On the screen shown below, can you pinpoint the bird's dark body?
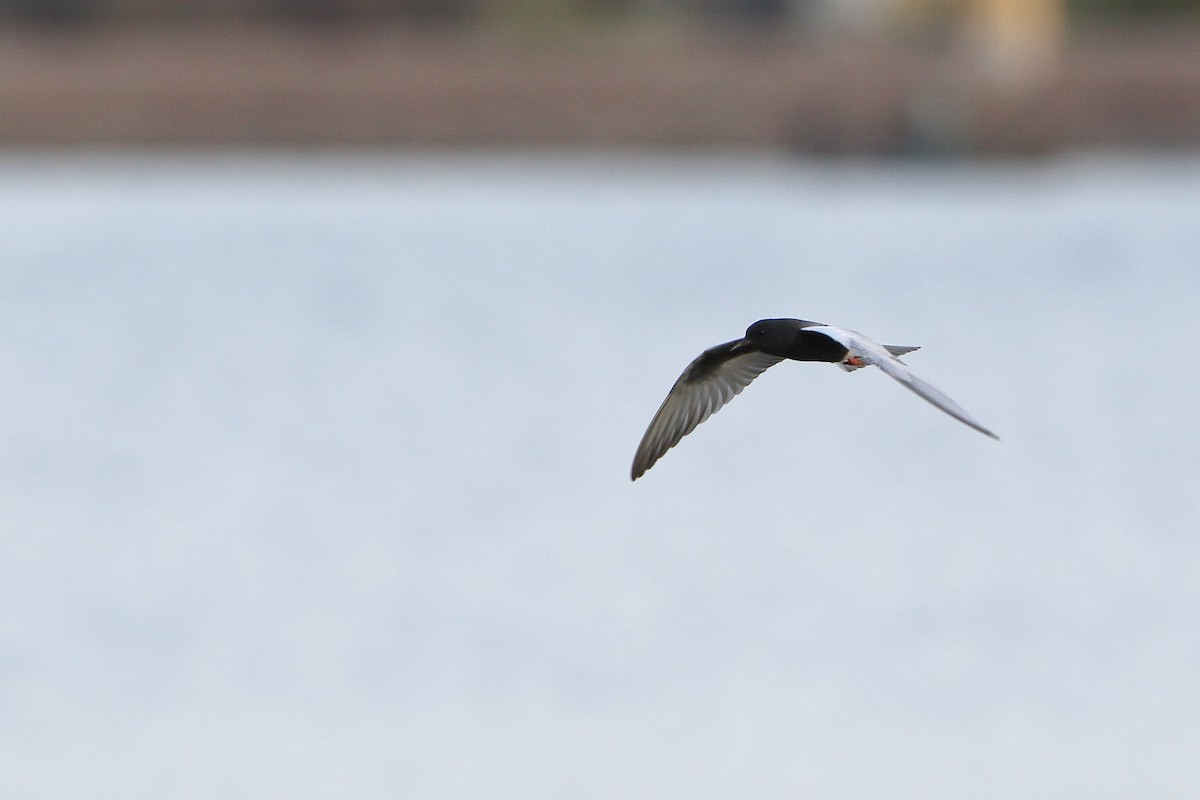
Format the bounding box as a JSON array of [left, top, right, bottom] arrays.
[[684, 324, 846, 387], [740, 318, 848, 361], [684, 320, 848, 386], [785, 329, 850, 362]]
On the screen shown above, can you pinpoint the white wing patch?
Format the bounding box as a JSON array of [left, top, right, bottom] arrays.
[[807, 325, 999, 440]]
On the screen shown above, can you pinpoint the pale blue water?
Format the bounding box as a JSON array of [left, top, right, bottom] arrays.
[[1, 151, 1198, 799]]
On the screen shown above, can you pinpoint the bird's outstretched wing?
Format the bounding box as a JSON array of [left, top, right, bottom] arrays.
[[632, 341, 784, 480], [806, 325, 999, 440]]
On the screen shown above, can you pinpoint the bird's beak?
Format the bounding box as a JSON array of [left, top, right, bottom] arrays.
[[727, 337, 754, 354]]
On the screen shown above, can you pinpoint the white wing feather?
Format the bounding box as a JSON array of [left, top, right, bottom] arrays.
[[806, 325, 999, 440]]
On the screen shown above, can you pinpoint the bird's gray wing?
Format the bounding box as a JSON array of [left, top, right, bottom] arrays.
[[806, 325, 999, 440], [632, 341, 784, 480]]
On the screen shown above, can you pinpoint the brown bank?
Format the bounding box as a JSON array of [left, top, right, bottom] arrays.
[[1, 22, 1198, 154]]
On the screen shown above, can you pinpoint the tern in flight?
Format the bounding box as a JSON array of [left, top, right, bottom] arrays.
[[631, 318, 998, 480]]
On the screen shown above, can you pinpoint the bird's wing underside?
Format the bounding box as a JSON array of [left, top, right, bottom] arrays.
[[631, 342, 784, 480]]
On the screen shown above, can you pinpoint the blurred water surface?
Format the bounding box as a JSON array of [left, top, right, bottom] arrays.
[[1, 151, 1198, 799]]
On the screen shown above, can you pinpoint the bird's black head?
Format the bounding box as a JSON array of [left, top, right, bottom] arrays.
[[742, 318, 807, 356]]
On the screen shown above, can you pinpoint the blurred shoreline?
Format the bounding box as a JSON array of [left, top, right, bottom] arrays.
[[2, 21, 1198, 154]]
